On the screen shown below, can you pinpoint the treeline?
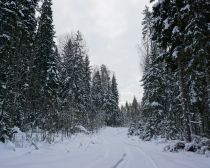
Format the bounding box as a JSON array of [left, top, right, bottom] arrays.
[[130, 1, 210, 142], [0, 0, 121, 142], [120, 97, 141, 127]]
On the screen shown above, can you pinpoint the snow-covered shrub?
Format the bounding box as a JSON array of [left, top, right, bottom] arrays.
[[128, 121, 144, 137], [128, 122, 137, 136], [184, 142, 197, 152], [205, 150, 210, 158], [197, 146, 209, 155], [168, 141, 185, 152], [164, 136, 210, 155], [12, 127, 26, 148], [193, 136, 210, 154], [75, 125, 89, 134]]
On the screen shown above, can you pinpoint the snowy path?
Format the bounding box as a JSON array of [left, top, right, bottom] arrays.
[[0, 127, 209, 168]]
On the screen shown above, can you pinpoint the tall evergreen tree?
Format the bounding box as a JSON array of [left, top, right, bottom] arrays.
[[141, 44, 166, 140], [60, 32, 90, 130], [0, 0, 37, 136], [100, 65, 113, 126], [150, 0, 210, 140], [32, 0, 58, 134], [151, 0, 192, 142], [82, 56, 92, 127], [110, 75, 121, 126], [184, 0, 210, 136], [91, 69, 104, 129], [59, 36, 75, 135]]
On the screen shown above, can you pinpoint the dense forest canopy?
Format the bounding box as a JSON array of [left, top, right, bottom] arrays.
[[0, 0, 122, 143], [129, 0, 210, 143], [0, 0, 210, 148]]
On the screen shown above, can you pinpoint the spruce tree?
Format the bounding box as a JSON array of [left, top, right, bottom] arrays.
[[32, 0, 58, 134], [0, 0, 37, 136], [91, 70, 104, 128], [110, 75, 121, 126], [100, 65, 112, 126], [60, 32, 89, 130], [82, 56, 92, 127], [141, 44, 166, 140], [184, 0, 210, 136], [151, 0, 192, 142]]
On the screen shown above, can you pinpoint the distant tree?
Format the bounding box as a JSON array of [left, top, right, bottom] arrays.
[[91, 69, 104, 129], [82, 56, 92, 127], [100, 65, 112, 126], [110, 75, 122, 126]]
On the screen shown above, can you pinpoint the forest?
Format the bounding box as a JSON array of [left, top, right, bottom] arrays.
[[127, 0, 210, 144], [0, 0, 122, 143], [0, 0, 210, 168]]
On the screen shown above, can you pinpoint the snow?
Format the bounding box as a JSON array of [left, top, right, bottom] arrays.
[[153, 0, 165, 8], [172, 26, 179, 34], [172, 50, 178, 58], [0, 127, 209, 168], [163, 18, 170, 30], [19, 10, 24, 17], [151, 101, 161, 106], [75, 125, 89, 134], [180, 4, 190, 12], [0, 34, 11, 40], [2, 8, 16, 14]]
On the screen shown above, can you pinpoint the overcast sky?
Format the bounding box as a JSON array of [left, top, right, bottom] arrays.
[[52, 0, 151, 105]]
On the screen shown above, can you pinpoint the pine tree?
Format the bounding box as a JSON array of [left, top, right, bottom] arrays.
[[32, 0, 58, 134], [18, 0, 38, 130], [82, 56, 92, 127], [149, 0, 210, 140], [151, 0, 192, 142], [59, 35, 75, 135], [60, 32, 90, 131], [0, 0, 19, 136], [0, 0, 37, 137], [100, 65, 113, 126], [141, 44, 166, 140], [110, 75, 121, 126], [183, 0, 210, 137], [130, 97, 140, 123], [91, 69, 104, 129]]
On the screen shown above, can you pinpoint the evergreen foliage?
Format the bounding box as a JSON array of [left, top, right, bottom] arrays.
[[0, 0, 121, 142], [130, 2, 210, 142]]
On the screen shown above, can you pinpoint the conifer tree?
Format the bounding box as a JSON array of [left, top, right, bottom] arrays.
[[82, 56, 92, 127], [183, 0, 210, 136], [110, 75, 121, 126], [91, 70, 104, 128], [0, 0, 37, 136], [141, 44, 166, 140], [150, 0, 210, 140], [32, 0, 58, 134], [151, 0, 192, 142], [60, 32, 90, 130], [100, 65, 113, 126]]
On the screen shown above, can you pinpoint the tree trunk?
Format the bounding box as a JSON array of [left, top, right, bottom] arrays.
[[178, 59, 192, 142]]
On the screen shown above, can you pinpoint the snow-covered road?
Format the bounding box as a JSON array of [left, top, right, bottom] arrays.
[[0, 127, 209, 168]]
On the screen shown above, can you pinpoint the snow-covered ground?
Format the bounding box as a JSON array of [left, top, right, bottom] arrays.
[[0, 127, 209, 168]]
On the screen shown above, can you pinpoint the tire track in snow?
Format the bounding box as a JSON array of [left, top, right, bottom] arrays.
[[111, 153, 127, 168], [85, 142, 111, 168], [123, 141, 159, 168]]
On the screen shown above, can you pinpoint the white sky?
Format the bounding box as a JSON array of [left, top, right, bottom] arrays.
[[52, 0, 151, 105]]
